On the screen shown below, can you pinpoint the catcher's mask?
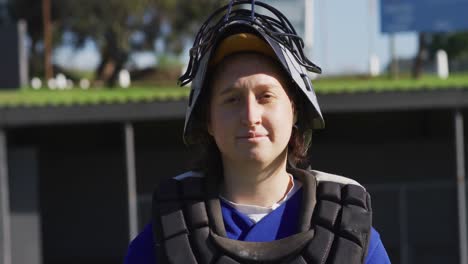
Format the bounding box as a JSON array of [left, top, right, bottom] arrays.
[[180, 0, 324, 145]]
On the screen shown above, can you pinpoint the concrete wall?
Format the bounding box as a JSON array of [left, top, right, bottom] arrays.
[[9, 148, 42, 264], [9, 124, 130, 264]]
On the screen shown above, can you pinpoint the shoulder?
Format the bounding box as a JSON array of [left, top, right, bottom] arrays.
[[155, 171, 205, 199], [365, 227, 391, 264], [310, 170, 389, 262], [309, 169, 365, 189], [124, 223, 155, 264], [154, 171, 205, 199]]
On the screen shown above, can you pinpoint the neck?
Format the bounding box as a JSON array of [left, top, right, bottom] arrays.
[[220, 150, 291, 207]]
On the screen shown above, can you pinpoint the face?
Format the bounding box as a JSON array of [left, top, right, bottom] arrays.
[[207, 53, 295, 166]]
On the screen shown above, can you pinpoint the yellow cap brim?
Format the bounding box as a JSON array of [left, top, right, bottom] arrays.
[[209, 33, 277, 66]]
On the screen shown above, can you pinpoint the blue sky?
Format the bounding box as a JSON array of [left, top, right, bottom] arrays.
[[54, 0, 418, 76]]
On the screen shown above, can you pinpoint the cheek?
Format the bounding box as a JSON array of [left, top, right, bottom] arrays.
[[276, 101, 295, 122], [270, 103, 295, 137], [208, 108, 229, 136]]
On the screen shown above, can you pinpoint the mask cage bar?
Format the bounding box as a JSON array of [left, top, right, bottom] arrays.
[[179, 0, 322, 87]]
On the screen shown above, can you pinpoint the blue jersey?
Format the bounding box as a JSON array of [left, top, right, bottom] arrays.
[[125, 188, 391, 263]]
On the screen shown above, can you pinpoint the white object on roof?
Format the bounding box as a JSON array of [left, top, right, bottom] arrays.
[[436, 49, 449, 80], [119, 69, 131, 88]]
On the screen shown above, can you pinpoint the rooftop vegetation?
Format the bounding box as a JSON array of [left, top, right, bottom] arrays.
[[313, 73, 468, 94], [1, 73, 468, 108]]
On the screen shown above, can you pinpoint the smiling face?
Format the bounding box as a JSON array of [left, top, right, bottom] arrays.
[[207, 53, 295, 167]]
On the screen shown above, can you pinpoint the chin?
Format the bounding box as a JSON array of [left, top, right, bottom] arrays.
[[236, 149, 275, 164], [221, 143, 287, 166]]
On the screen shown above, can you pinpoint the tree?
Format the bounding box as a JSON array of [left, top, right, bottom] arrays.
[[58, 0, 160, 86], [8, 0, 65, 77], [9, 0, 226, 86], [429, 32, 468, 61], [412, 32, 468, 78], [412, 33, 428, 79]]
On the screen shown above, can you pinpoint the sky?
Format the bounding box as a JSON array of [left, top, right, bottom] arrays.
[[53, 0, 419, 76]]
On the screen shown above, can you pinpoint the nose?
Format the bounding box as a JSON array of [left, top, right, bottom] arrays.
[[240, 95, 262, 126]]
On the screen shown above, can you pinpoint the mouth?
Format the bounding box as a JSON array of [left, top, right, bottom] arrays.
[[237, 131, 268, 140]]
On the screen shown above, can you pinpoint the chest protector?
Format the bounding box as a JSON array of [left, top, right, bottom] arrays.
[[152, 168, 372, 264]]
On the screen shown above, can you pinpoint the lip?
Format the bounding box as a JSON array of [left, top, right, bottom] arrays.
[[236, 131, 268, 141]]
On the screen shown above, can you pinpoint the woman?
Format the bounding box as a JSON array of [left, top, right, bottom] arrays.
[[125, 1, 390, 263]]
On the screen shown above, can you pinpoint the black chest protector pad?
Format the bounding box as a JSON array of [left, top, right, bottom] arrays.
[[152, 168, 372, 264]]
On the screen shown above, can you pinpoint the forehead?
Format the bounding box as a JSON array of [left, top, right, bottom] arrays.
[[210, 52, 288, 87]]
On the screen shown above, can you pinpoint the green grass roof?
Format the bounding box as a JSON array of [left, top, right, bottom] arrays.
[[313, 73, 468, 94], [0, 87, 189, 108], [1, 73, 468, 108]]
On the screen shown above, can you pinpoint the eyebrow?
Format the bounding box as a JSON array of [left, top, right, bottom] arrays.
[[215, 84, 237, 97], [215, 82, 283, 97]]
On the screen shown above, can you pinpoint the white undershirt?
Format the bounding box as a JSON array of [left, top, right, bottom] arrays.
[[219, 174, 302, 223]]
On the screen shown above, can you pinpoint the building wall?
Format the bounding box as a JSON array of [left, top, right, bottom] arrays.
[[9, 124, 130, 264], [8, 148, 42, 264], [310, 110, 454, 183], [311, 110, 458, 264]]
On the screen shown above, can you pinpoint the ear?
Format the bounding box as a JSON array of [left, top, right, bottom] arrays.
[[207, 121, 213, 136], [292, 103, 298, 124]]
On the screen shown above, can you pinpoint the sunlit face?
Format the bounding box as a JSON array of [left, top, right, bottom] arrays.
[[208, 53, 295, 166]]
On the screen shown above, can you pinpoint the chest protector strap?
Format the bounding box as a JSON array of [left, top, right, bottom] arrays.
[[152, 168, 372, 264]]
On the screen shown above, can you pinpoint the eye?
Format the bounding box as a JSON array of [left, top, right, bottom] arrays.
[[258, 92, 275, 103], [223, 96, 240, 104]]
